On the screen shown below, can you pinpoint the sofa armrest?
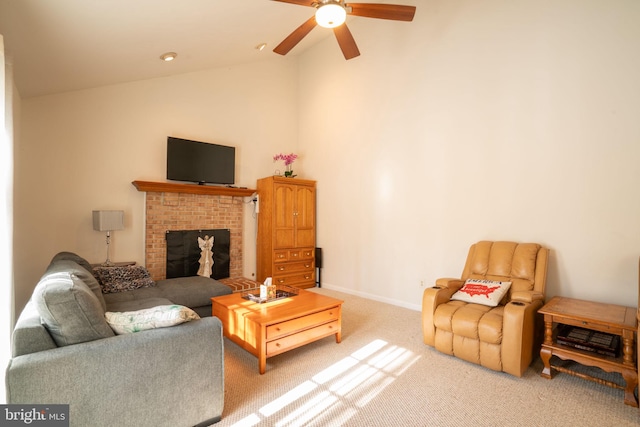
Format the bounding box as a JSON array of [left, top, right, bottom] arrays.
[[11, 300, 57, 357], [6, 317, 224, 427]]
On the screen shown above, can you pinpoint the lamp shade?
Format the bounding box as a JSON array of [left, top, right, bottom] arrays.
[[92, 210, 124, 231], [316, 3, 347, 28]]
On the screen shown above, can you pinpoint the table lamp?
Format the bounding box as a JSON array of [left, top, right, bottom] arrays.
[[92, 210, 124, 266]]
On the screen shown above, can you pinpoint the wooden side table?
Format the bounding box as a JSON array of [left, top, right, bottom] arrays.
[[91, 261, 137, 268], [539, 296, 638, 407]]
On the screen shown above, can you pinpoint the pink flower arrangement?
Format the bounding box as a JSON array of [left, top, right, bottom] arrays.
[[273, 153, 298, 177], [273, 153, 298, 166]]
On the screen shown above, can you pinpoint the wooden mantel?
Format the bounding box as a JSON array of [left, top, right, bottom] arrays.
[[132, 180, 256, 197]]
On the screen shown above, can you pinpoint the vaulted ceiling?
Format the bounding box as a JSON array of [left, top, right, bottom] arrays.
[[0, 0, 354, 98]]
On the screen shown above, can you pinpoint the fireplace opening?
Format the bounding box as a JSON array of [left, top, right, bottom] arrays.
[[166, 229, 230, 279]]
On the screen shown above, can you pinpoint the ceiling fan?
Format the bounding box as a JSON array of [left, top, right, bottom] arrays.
[[272, 1, 416, 60]]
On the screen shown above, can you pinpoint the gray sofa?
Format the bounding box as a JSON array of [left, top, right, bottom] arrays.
[[6, 252, 232, 427]]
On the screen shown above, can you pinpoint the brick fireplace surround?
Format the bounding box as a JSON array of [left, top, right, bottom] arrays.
[[133, 181, 261, 293], [143, 191, 244, 281]]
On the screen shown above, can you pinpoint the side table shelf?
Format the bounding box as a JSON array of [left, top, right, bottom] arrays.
[[539, 296, 638, 407]]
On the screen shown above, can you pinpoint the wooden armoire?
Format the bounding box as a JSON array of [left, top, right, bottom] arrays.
[[256, 176, 316, 288]]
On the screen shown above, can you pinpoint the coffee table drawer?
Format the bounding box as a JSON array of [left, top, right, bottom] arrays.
[[267, 320, 340, 356], [266, 307, 340, 339]]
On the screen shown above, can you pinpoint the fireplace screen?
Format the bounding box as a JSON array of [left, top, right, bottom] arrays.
[[165, 229, 230, 280]]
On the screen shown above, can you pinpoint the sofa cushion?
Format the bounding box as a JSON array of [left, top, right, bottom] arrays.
[[155, 276, 232, 308], [46, 259, 107, 312], [49, 252, 95, 278], [94, 265, 155, 294], [104, 305, 200, 334], [106, 297, 175, 313], [101, 285, 165, 305], [34, 270, 115, 346], [451, 279, 512, 307]]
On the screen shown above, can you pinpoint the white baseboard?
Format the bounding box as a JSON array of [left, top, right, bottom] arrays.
[[317, 282, 422, 312]]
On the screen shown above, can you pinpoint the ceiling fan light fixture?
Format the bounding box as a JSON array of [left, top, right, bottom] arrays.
[[315, 3, 347, 29]]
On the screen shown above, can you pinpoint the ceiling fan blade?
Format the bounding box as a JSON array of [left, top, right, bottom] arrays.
[[347, 3, 416, 21], [333, 24, 360, 60], [270, 0, 316, 6], [273, 16, 318, 56]]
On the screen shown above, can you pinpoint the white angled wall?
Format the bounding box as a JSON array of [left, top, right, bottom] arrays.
[[14, 58, 299, 314], [297, 0, 640, 309]]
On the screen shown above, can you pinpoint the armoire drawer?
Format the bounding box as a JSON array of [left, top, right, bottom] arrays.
[[274, 248, 315, 263], [273, 260, 314, 274], [272, 271, 315, 286]]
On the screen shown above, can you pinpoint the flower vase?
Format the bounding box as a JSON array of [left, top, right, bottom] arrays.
[[284, 166, 296, 178]]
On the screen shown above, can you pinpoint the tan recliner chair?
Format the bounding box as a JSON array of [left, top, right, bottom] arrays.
[[422, 241, 549, 377]]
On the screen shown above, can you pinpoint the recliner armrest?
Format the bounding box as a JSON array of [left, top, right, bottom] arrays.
[[511, 291, 544, 304], [422, 280, 462, 346], [502, 297, 545, 376], [434, 277, 465, 291]]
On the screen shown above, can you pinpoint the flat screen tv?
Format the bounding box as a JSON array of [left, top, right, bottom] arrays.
[[167, 137, 235, 185]]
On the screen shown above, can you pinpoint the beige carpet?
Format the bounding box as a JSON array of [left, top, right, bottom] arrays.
[[216, 288, 638, 426]]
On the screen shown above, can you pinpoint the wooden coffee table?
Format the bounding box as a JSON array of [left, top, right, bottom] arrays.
[[539, 296, 638, 407], [212, 288, 343, 374]]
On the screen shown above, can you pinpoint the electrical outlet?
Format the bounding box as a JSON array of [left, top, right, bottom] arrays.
[[420, 280, 425, 288]]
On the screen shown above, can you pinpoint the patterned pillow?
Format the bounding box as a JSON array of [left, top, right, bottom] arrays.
[[94, 265, 155, 294], [451, 279, 512, 307], [104, 305, 200, 334]]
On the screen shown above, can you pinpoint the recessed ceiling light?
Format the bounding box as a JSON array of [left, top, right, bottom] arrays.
[[160, 52, 177, 62], [256, 43, 267, 52]]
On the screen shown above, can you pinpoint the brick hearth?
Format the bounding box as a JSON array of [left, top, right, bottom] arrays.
[[143, 191, 243, 281]]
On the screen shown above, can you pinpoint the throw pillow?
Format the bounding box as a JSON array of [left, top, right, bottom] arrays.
[[94, 265, 155, 294], [104, 305, 200, 334], [451, 279, 512, 307]]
